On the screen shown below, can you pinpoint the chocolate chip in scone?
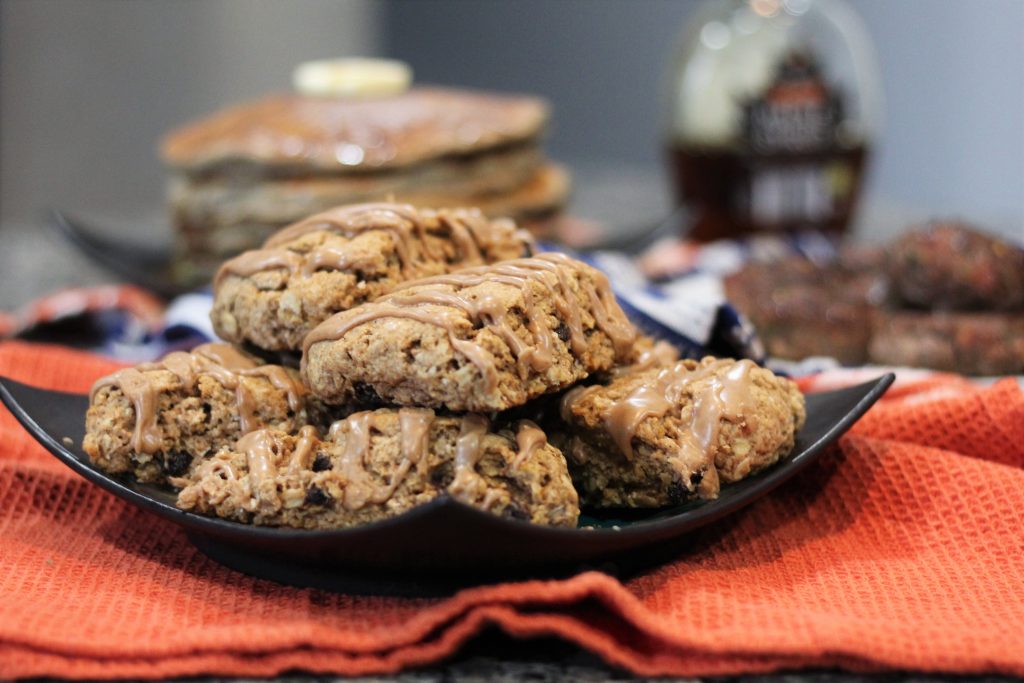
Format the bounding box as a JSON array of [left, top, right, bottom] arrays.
[[507, 505, 529, 521], [353, 268, 385, 283], [555, 322, 571, 341], [352, 381, 384, 407], [311, 453, 332, 472], [163, 452, 192, 477], [429, 462, 454, 487], [304, 485, 331, 506], [667, 479, 690, 505], [403, 339, 421, 362]]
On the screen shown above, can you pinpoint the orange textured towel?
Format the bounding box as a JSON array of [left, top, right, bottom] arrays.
[[1, 340, 1022, 680]]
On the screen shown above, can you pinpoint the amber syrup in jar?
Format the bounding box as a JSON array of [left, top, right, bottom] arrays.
[[665, 0, 881, 241]]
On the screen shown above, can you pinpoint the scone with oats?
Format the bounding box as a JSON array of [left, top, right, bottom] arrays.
[[555, 356, 806, 507], [84, 343, 324, 484], [211, 202, 535, 354], [176, 411, 579, 529], [301, 252, 638, 413]]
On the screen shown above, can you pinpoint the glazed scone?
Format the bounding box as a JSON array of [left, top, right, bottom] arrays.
[[176, 411, 579, 529], [617, 335, 681, 373], [555, 357, 806, 507], [211, 202, 535, 353], [302, 252, 638, 412], [84, 343, 323, 484]]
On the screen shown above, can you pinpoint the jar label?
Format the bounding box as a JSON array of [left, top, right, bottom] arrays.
[[742, 51, 843, 154]]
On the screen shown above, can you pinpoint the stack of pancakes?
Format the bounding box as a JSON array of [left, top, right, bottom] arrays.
[[161, 87, 569, 285]]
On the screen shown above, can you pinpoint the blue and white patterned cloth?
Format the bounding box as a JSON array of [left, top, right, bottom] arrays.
[[552, 230, 845, 371], [566, 248, 764, 362]]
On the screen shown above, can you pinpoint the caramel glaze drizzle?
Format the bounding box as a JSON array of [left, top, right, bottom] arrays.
[[611, 340, 680, 379], [302, 253, 637, 392], [511, 420, 548, 470], [559, 339, 680, 424], [213, 202, 533, 289], [90, 343, 306, 455], [235, 412, 549, 514], [562, 357, 758, 472]]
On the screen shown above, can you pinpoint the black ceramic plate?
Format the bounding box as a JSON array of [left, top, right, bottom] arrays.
[[0, 373, 892, 595]]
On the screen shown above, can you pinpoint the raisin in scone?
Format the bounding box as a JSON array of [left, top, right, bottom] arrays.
[[555, 357, 806, 507], [211, 202, 534, 353], [176, 411, 578, 529], [84, 343, 324, 484], [302, 253, 638, 412]]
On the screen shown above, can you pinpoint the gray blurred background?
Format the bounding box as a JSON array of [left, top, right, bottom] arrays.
[[1, 0, 1022, 307]]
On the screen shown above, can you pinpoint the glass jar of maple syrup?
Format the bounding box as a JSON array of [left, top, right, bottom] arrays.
[[666, 0, 882, 241]]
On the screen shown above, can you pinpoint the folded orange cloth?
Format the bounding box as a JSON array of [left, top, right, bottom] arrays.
[[1, 340, 1023, 680]]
